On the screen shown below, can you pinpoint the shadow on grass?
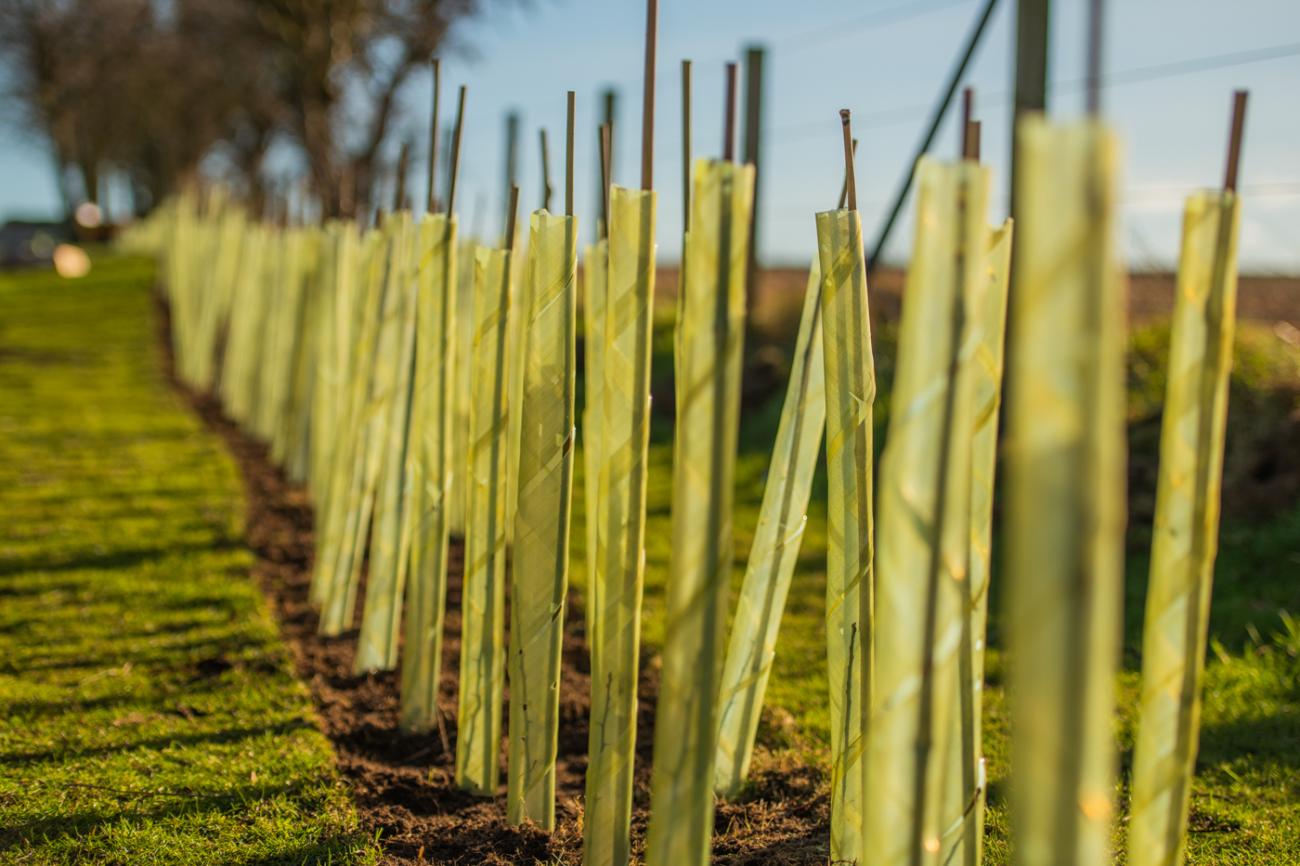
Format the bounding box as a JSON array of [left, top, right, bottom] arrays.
[[0, 719, 315, 766], [0, 780, 316, 852], [0, 538, 243, 579], [16, 630, 271, 675], [1198, 681, 1300, 785]]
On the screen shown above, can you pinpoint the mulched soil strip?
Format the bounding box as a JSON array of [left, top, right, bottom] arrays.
[[159, 302, 828, 865]]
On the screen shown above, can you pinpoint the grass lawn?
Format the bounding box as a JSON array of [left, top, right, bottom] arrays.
[[0, 256, 375, 865], [0, 252, 1295, 864]]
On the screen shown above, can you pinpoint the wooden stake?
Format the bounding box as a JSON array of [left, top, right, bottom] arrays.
[[505, 184, 520, 253], [1086, 0, 1104, 116], [597, 87, 617, 234], [960, 87, 974, 157], [447, 85, 467, 216], [640, 0, 658, 190], [394, 139, 412, 211], [505, 112, 520, 235], [540, 128, 553, 211], [600, 87, 616, 170], [682, 59, 692, 229], [1223, 90, 1248, 193], [966, 120, 982, 162], [742, 45, 766, 314], [723, 62, 738, 162], [566, 91, 576, 218], [440, 123, 454, 211], [840, 110, 856, 211], [1011, 0, 1050, 247], [599, 123, 612, 237], [962, 87, 980, 161], [838, 138, 859, 210], [427, 58, 441, 214], [742, 46, 765, 170]]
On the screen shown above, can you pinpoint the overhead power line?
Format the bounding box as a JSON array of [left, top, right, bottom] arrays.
[[777, 0, 976, 52], [772, 40, 1300, 142]]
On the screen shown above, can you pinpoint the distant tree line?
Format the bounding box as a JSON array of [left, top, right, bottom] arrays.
[[0, 0, 486, 220]]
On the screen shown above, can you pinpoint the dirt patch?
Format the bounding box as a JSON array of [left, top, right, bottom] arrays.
[[159, 300, 828, 865]]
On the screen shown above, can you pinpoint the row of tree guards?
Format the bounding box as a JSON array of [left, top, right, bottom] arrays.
[[133, 0, 1251, 860]]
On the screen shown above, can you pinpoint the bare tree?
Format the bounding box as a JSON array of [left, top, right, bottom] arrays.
[[0, 0, 134, 215], [0, 0, 265, 215], [242, 0, 481, 217], [0, 0, 493, 219]]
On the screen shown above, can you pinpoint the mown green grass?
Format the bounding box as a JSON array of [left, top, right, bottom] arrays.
[[0, 257, 375, 865]]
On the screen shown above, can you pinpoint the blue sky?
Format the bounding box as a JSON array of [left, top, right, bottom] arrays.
[[2, 0, 1298, 268]]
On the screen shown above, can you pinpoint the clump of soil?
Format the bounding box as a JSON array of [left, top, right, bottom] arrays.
[[164, 317, 828, 863]]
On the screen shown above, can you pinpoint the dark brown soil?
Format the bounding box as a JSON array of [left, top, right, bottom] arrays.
[[160, 303, 829, 865]]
